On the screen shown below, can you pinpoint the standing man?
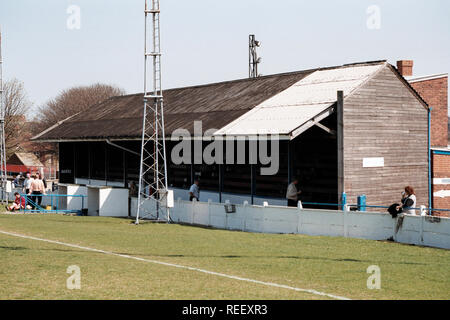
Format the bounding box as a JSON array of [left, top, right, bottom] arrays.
[[189, 179, 200, 202], [286, 178, 302, 207], [23, 172, 33, 195], [29, 174, 46, 209]]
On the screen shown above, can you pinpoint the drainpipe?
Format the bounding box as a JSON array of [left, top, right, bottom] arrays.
[[428, 107, 432, 215]]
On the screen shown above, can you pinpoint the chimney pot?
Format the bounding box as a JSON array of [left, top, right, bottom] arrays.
[[397, 60, 414, 77]]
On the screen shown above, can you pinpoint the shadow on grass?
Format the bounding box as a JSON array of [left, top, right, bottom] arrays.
[[0, 246, 27, 251], [0, 244, 428, 267], [132, 253, 427, 266]]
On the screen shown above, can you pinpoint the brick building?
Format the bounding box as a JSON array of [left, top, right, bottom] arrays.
[[399, 60, 450, 213]]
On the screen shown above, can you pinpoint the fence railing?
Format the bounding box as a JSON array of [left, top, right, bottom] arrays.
[[275, 196, 450, 215], [19, 193, 86, 214], [300, 201, 450, 215]]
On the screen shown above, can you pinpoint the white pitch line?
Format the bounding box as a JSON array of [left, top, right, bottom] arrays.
[[0, 229, 351, 300]]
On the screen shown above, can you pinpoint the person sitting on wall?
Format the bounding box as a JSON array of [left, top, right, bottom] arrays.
[[189, 180, 200, 201], [6, 192, 26, 212], [286, 178, 302, 207], [397, 186, 417, 215]]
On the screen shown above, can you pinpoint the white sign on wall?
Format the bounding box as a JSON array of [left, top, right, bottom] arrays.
[[363, 157, 385, 168], [433, 178, 450, 185], [434, 190, 450, 198]]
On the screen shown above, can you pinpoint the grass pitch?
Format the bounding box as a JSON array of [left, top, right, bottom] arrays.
[[0, 213, 449, 300]]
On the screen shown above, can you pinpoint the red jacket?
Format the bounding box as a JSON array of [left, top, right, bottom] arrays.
[[15, 196, 25, 207]]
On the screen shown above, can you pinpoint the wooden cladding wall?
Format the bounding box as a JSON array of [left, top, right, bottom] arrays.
[[343, 66, 429, 208]]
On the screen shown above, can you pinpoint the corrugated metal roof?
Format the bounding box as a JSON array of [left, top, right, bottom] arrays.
[[33, 60, 388, 142], [214, 63, 385, 139], [34, 70, 313, 141], [14, 153, 44, 167]]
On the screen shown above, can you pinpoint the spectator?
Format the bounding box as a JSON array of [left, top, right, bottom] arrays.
[[189, 180, 200, 201], [6, 192, 26, 212], [23, 172, 33, 195], [286, 178, 302, 207], [29, 174, 46, 209], [397, 186, 417, 215], [13, 174, 21, 188], [36, 172, 47, 191], [129, 181, 138, 197]]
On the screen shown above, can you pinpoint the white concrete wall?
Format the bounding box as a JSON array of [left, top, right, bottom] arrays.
[[169, 199, 450, 250], [99, 188, 128, 217], [129, 197, 169, 221], [54, 185, 87, 211], [87, 188, 100, 216], [66, 185, 88, 210], [21, 184, 447, 250]]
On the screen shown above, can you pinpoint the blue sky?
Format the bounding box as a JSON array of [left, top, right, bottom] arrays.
[[0, 0, 449, 116]]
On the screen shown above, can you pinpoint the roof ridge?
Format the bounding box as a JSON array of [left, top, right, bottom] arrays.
[[116, 60, 388, 98]]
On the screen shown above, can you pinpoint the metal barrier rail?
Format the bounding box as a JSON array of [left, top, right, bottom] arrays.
[[301, 202, 343, 207], [348, 204, 450, 213], [301, 201, 450, 214], [19, 193, 86, 214]]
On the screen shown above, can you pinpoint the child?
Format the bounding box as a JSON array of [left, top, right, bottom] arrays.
[[7, 192, 26, 212]]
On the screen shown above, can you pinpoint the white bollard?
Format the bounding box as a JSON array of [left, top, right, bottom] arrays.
[[263, 201, 269, 207], [297, 200, 303, 209]]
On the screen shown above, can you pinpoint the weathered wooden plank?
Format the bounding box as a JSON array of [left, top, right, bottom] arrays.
[[343, 66, 429, 207]]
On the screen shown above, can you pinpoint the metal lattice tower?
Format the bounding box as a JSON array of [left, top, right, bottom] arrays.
[[135, 0, 168, 223], [0, 29, 8, 204], [249, 35, 261, 78]]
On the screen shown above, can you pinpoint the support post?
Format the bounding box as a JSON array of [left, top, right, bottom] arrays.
[[73, 143, 77, 183], [287, 141, 292, 184], [337, 91, 345, 205], [428, 107, 432, 215], [190, 143, 195, 185], [251, 164, 256, 205], [87, 143, 91, 182], [357, 194, 366, 212], [123, 148, 127, 188], [219, 164, 224, 203], [104, 143, 108, 185]]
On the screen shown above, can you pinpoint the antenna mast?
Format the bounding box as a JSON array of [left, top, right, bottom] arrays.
[[249, 35, 261, 78], [136, 0, 168, 223], [0, 29, 7, 204]]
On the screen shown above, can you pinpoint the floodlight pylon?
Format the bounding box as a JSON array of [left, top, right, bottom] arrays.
[[135, 0, 169, 223]]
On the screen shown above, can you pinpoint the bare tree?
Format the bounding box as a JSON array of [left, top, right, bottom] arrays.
[[1, 79, 31, 158], [36, 83, 125, 131]]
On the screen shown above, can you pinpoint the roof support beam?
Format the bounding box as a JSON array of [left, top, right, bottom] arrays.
[[314, 122, 336, 136], [290, 107, 334, 140]]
